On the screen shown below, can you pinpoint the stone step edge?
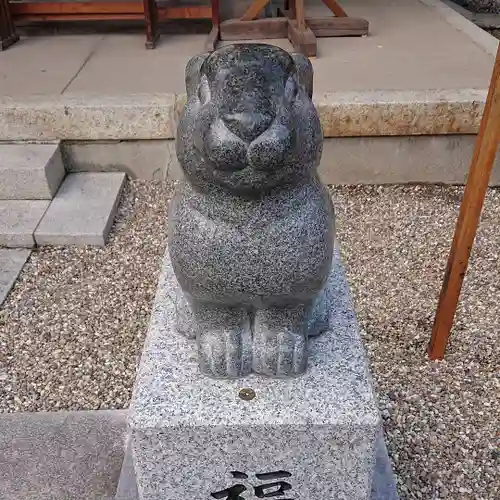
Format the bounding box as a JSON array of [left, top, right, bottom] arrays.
[[0, 88, 488, 142]]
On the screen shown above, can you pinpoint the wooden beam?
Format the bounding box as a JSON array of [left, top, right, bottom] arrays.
[[240, 0, 270, 21], [10, 1, 144, 15], [143, 0, 158, 49], [10, 2, 213, 19], [295, 0, 305, 31], [321, 0, 347, 17], [10, 12, 142, 20], [287, 18, 316, 57], [211, 0, 219, 26], [307, 16, 368, 37], [428, 43, 500, 360], [220, 18, 288, 40], [158, 6, 211, 19]]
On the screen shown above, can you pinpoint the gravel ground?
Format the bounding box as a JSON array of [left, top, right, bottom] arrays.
[[0, 180, 173, 411], [330, 185, 499, 500], [1, 182, 499, 500]]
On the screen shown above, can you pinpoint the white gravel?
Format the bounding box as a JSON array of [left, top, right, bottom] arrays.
[[0, 181, 498, 500], [331, 185, 499, 500], [0, 180, 172, 412]]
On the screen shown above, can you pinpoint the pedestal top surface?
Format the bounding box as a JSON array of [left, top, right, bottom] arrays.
[[129, 249, 380, 430]]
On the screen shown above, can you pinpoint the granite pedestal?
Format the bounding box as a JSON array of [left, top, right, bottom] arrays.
[[127, 248, 399, 500]]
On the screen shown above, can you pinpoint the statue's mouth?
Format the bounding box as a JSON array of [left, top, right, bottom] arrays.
[[198, 108, 295, 177]]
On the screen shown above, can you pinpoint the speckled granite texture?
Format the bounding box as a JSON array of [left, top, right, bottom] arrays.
[[129, 248, 383, 500], [170, 44, 334, 378]]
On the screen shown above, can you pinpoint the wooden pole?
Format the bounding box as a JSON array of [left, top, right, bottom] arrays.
[[428, 43, 500, 360]]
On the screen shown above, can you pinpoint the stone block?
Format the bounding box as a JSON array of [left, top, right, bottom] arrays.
[[0, 200, 50, 247], [0, 248, 30, 305], [34, 172, 126, 247], [0, 94, 177, 141], [117, 432, 399, 500], [0, 143, 65, 200], [129, 249, 383, 500], [317, 135, 500, 186], [0, 410, 127, 500], [62, 140, 170, 180]]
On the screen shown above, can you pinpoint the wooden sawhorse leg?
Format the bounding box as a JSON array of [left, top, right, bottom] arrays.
[[143, 0, 159, 49], [0, 0, 20, 51]]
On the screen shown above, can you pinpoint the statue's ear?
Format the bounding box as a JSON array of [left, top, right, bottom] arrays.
[[185, 53, 210, 97], [291, 53, 313, 99]]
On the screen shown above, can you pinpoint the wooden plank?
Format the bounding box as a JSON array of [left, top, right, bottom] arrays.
[[220, 18, 288, 41], [287, 18, 316, 57], [428, 43, 500, 360], [157, 6, 211, 19], [240, 0, 269, 21], [12, 12, 143, 20], [10, 1, 144, 15], [205, 24, 219, 51], [307, 16, 368, 37], [11, 2, 212, 19], [321, 0, 347, 17], [295, 0, 305, 31]]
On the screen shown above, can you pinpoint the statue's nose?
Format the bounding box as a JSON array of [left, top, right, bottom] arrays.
[[222, 108, 275, 143]]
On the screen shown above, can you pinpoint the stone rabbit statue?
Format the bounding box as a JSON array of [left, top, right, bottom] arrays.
[[169, 44, 335, 379]]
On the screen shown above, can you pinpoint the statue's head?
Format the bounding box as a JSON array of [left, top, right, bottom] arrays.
[[176, 44, 323, 195]]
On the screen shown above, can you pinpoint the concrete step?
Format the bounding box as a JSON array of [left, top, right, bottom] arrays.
[[0, 143, 66, 200], [34, 172, 126, 247], [0, 200, 50, 248], [0, 248, 31, 306]]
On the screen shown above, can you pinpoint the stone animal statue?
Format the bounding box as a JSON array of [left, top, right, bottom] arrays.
[[169, 44, 335, 379]]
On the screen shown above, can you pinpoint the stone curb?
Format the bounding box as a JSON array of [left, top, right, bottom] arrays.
[[316, 89, 487, 137], [0, 88, 488, 141], [0, 94, 177, 141]]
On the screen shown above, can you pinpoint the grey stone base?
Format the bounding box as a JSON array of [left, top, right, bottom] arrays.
[[115, 433, 399, 500], [127, 249, 397, 500], [62, 135, 500, 185]]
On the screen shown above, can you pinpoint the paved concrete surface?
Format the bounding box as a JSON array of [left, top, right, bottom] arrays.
[[0, 143, 65, 200], [0, 248, 30, 305], [0, 410, 127, 500], [0, 35, 105, 96], [0, 200, 50, 247], [35, 172, 126, 246], [0, 0, 495, 97]]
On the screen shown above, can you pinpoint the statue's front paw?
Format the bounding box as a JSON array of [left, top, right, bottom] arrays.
[[197, 307, 252, 378], [252, 307, 309, 377]]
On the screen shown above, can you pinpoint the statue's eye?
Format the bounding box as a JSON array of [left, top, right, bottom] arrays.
[[284, 76, 298, 102], [197, 75, 211, 105]]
